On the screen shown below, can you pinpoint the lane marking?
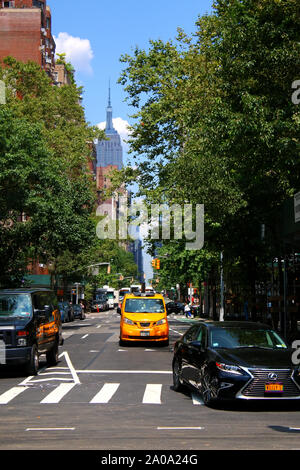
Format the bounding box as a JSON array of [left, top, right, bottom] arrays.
[[77, 369, 172, 374], [26, 427, 75, 431], [81, 334, 89, 339], [0, 386, 29, 404], [143, 384, 162, 404], [59, 351, 80, 384], [40, 383, 76, 404], [90, 383, 120, 404], [157, 427, 204, 430]]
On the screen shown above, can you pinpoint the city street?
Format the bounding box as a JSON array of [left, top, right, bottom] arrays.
[[0, 310, 299, 451]]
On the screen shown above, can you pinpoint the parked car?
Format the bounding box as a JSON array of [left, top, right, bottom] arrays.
[[172, 321, 300, 406], [58, 301, 74, 323], [73, 304, 86, 320], [166, 301, 185, 315], [0, 288, 63, 376]]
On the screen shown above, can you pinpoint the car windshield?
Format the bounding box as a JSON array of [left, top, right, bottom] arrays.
[[0, 294, 32, 318], [73, 305, 81, 311], [210, 327, 288, 350], [125, 298, 165, 313]]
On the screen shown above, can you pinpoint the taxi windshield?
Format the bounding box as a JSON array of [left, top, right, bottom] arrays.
[[125, 298, 165, 313], [0, 294, 33, 318]]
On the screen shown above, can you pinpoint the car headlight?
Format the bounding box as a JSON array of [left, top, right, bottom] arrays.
[[216, 362, 243, 375], [156, 318, 166, 326], [124, 317, 135, 325]]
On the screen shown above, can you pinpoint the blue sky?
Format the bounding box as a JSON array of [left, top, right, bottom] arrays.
[[48, 0, 213, 144], [47, 0, 213, 281]]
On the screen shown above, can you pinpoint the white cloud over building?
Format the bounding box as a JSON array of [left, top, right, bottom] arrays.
[[54, 32, 94, 75]]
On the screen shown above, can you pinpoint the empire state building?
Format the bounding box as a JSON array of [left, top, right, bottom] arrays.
[[96, 87, 123, 170]]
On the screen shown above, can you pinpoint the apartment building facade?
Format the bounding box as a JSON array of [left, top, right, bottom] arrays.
[[0, 0, 56, 77]]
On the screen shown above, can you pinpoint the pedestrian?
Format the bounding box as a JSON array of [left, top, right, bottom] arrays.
[[185, 302, 192, 318]]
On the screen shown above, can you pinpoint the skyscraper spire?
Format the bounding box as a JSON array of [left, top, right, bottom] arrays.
[[108, 79, 111, 107], [106, 79, 114, 131]]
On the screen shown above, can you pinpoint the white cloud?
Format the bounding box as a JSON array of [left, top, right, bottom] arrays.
[[54, 32, 94, 75], [97, 117, 132, 151]]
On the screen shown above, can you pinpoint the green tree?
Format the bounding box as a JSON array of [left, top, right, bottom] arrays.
[[118, 0, 300, 314], [0, 58, 105, 286]]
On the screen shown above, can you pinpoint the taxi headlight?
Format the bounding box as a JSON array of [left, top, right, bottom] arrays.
[[124, 317, 135, 325], [156, 318, 166, 326]]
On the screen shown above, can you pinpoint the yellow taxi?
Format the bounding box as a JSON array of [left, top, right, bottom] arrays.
[[118, 293, 169, 346]]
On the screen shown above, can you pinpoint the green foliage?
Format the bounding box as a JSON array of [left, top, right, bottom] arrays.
[[118, 0, 300, 298], [0, 58, 105, 286]]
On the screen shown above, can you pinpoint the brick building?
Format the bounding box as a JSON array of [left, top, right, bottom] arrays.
[[0, 0, 56, 77]]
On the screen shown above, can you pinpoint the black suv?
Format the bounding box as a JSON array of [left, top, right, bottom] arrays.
[[0, 288, 63, 376]]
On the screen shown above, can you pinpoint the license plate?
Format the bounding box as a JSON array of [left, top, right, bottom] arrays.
[[265, 383, 283, 393], [141, 331, 150, 337]]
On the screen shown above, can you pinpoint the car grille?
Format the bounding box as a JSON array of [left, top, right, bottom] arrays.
[[241, 369, 300, 398], [139, 322, 151, 327]]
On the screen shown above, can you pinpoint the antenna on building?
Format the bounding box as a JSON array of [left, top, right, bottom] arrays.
[[108, 78, 111, 107]]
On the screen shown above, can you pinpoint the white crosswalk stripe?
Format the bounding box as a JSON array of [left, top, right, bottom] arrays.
[[142, 384, 162, 404], [89, 383, 120, 403], [0, 383, 203, 406], [0, 386, 29, 404], [40, 383, 76, 404]]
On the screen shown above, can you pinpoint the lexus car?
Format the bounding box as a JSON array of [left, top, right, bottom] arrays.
[[172, 321, 300, 406]]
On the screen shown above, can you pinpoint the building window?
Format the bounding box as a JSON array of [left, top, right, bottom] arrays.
[[2, 1, 15, 7], [32, 0, 44, 10]]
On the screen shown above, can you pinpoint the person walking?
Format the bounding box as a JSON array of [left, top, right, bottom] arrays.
[[185, 302, 192, 318]]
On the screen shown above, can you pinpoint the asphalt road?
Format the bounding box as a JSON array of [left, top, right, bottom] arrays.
[[0, 310, 300, 452]]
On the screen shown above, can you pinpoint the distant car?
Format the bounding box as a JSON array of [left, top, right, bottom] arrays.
[[92, 299, 108, 312], [172, 321, 300, 406], [72, 304, 86, 320], [166, 301, 184, 315]]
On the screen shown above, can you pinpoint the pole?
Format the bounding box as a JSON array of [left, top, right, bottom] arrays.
[[220, 252, 224, 321], [283, 255, 288, 339]]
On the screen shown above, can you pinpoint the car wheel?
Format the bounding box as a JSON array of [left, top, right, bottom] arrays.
[[172, 357, 185, 392], [25, 345, 39, 376], [46, 340, 59, 367]]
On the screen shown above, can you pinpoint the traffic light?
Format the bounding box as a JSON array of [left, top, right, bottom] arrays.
[[152, 258, 161, 270]]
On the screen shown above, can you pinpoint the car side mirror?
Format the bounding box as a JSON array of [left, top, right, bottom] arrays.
[[117, 307, 121, 315]]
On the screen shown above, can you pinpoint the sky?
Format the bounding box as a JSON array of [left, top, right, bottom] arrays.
[[47, 0, 214, 281]]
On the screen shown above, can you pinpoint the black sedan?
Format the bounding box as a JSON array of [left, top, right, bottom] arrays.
[[172, 321, 300, 406], [166, 301, 185, 315]]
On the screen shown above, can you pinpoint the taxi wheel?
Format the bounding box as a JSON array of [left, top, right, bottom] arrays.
[[25, 345, 39, 376]]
